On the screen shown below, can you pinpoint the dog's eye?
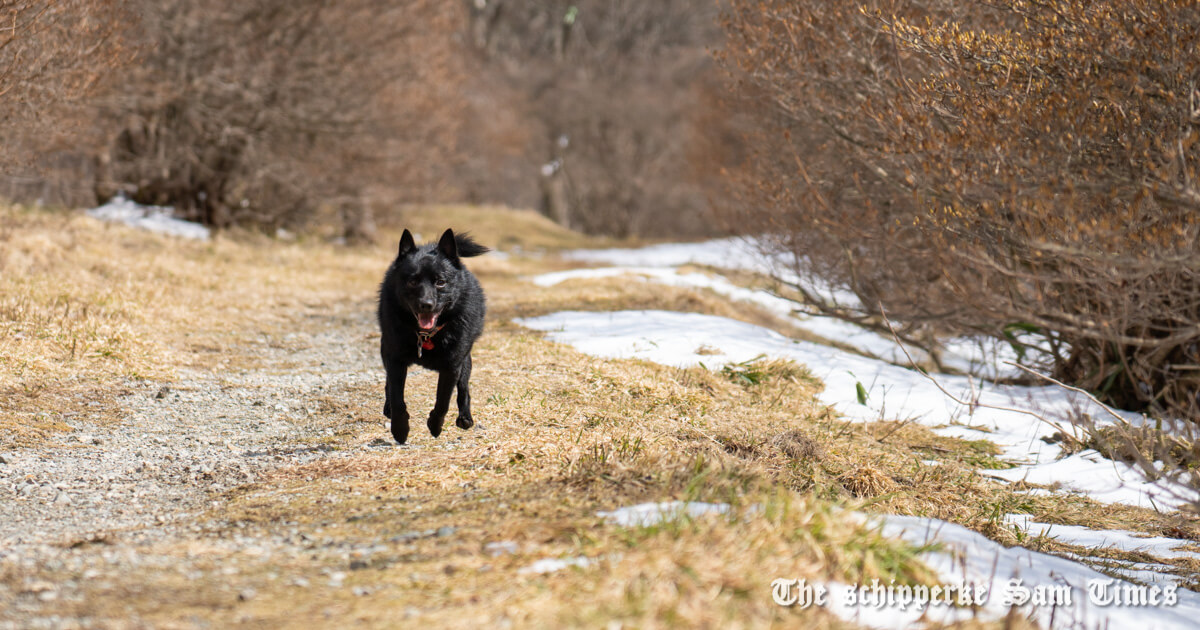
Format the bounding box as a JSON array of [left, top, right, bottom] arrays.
[[406, 279, 419, 288], [435, 280, 447, 288]]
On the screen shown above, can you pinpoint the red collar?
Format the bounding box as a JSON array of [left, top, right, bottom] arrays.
[[416, 324, 445, 356]]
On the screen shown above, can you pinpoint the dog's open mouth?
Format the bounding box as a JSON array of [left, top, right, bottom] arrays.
[[416, 311, 440, 331]]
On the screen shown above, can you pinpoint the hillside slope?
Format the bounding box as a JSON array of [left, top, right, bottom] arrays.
[[1, 203, 1197, 629]]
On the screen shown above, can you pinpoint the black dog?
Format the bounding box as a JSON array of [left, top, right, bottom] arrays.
[[377, 228, 488, 444]]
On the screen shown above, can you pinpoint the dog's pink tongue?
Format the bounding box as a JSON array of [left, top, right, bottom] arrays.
[[417, 312, 438, 330]]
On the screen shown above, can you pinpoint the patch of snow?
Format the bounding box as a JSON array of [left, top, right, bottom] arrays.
[[533, 266, 713, 289], [556, 239, 1056, 379], [530, 266, 924, 363], [516, 310, 1196, 511], [529, 265, 1028, 378], [484, 541, 519, 556], [821, 514, 1200, 630], [562, 238, 863, 310], [562, 238, 766, 273], [1004, 514, 1200, 561], [86, 195, 210, 241], [596, 501, 730, 527], [518, 556, 592, 575], [983, 449, 1189, 509], [939, 336, 1030, 380]]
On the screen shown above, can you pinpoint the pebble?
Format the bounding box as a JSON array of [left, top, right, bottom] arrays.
[[484, 541, 519, 557]]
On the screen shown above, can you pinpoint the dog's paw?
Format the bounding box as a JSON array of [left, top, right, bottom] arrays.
[[427, 414, 445, 438], [455, 414, 474, 430], [390, 420, 409, 445]]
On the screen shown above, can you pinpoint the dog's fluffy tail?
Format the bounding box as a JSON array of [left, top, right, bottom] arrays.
[[455, 232, 490, 258]]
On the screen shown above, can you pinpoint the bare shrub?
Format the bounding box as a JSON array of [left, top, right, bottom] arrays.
[[0, 1, 129, 205], [772, 429, 823, 462], [95, 0, 464, 233], [721, 1, 1200, 422]]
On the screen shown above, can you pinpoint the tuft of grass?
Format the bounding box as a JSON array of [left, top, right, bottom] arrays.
[[839, 465, 898, 498], [772, 429, 824, 462], [720, 355, 815, 388]]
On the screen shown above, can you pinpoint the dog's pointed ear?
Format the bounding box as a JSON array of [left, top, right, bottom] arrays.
[[398, 229, 415, 256], [438, 229, 459, 264]]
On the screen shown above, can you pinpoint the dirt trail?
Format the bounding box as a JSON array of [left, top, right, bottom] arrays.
[[0, 298, 381, 549]]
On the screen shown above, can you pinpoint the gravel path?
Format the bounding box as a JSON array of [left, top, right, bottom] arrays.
[[0, 302, 382, 551], [0, 298, 494, 628]]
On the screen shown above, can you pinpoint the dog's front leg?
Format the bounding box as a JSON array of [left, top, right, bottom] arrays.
[[385, 362, 410, 444], [427, 367, 457, 438], [455, 354, 473, 430]]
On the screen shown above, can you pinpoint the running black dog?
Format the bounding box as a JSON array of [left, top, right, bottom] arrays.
[[377, 229, 488, 444]]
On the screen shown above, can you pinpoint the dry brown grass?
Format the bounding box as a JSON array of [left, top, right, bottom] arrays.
[[386, 203, 610, 252], [839, 465, 898, 499], [4, 201, 1199, 628], [0, 203, 389, 447]]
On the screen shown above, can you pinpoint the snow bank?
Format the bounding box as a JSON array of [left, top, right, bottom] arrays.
[[532, 266, 913, 362], [562, 237, 863, 310], [561, 238, 767, 273], [1003, 514, 1200, 561], [824, 514, 1200, 629], [530, 265, 1024, 378], [515, 310, 1195, 510], [86, 195, 211, 241], [595, 500, 1200, 629]]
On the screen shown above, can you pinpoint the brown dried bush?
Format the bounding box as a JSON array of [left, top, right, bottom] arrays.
[[0, 1, 129, 205], [721, 0, 1200, 422], [95, 0, 464, 234]]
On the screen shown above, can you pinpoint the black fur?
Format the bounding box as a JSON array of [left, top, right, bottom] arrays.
[[377, 228, 489, 444]]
